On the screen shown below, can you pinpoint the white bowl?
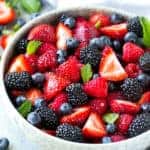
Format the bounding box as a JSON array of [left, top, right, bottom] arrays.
[[0, 6, 150, 150]]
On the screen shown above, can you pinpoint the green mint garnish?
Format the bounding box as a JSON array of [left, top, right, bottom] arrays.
[[21, 0, 41, 13], [18, 100, 32, 118], [81, 63, 93, 83], [140, 17, 150, 47], [27, 40, 41, 55], [103, 113, 119, 124]]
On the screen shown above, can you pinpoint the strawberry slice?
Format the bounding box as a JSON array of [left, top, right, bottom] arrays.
[[99, 46, 128, 81], [8, 54, 33, 73], [83, 77, 108, 98], [28, 24, 56, 43], [110, 99, 140, 114], [60, 106, 91, 126], [100, 23, 127, 39], [0, 34, 13, 49], [43, 72, 70, 100], [56, 23, 72, 50], [82, 112, 107, 139], [138, 91, 150, 105], [0, 1, 16, 24]]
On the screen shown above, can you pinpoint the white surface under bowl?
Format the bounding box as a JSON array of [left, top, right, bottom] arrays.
[[0, 6, 150, 150]]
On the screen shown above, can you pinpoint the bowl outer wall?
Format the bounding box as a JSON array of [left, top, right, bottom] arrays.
[[0, 6, 150, 150]]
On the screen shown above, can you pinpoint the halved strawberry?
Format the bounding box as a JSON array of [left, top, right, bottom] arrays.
[[138, 91, 150, 105], [83, 77, 108, 98], [82, 112, 107, 139], [110, 99, 140, 114], [25, 88, 43, 104], [43, 72, 70, 100], [100, 23, 127, 39], [89, 12, 110, 28], [99, 46, 128, 81], [60, 106, 91, 126], [8, 54, 33, 73], [28, 24, 56, 43], [56, 23, 72, 50], [0, 1, 16, 24]]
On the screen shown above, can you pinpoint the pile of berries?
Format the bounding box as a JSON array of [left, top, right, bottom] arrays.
[[4, 12, 150, 144]]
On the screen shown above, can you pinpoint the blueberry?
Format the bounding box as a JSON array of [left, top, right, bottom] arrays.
[[57, 50, 67, 58], [102, 136, 112, 144], [92, 73, 99, 79], [34, 98, 47, 109], [124, 32, 138, 43], [30, 13, 40, 20], [141, 103, 150, 113], [16, 18, 26, 26], [27, 112, 41, 126], [98, 36, 112, 49], [0, 138, 9, 150], [89, 38, 102, 49], [111, 13, 125, 24], [113, 40, 122, 52], [32, 73, 45, 88], [0, 26, 4, 35], [15, 95, 26, 107], [59, 14, 68, 23], [57, 57, 66, 64], [66, 38, 79, 50], [64, 17, 76, 28], [137, 73, 150, 88], [106, 124, 116, 134], [60, 103, 72, 115]]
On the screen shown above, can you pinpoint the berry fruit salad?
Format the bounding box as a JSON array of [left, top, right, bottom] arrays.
[[4, 11, 150, 144]]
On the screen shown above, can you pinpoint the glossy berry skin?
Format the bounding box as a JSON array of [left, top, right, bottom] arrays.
[[106, 124, 116, 134], [124, 32, 138, 43], [34, 98, 47, 109], [0, 138, 9, 150], [102, 137, 112, 143], [113, 40, 122, 52], [89, 38, 102, 49], [27, 112, 41, 127], [16, 18, 26, 26], [15, 95, 26, 107], [60, 103, 72, 115], [141, 103, 150, 113], [66, 38, 79, 50], [98, 36, 112, 49], [64, 17, 76, 28], [57, 50, 67, 64], [111, 13, 124, 24], [137, 73, 150, 88]]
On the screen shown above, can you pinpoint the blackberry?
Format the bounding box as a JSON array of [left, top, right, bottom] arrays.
[[56, 124, 83, 142], [139, 52, 150, 73], [5, 71, 32, 90], [121, 78, 143, 102], [128, 113, 150, 137], [80, 46, 100, 67], [66, 83, 88, 106], [36, 106, 59, 129], [16, 39, 28, 53], [127, 17, 143, 37]]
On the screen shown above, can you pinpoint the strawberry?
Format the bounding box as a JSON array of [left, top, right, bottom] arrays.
[[125, 63, 142, 78], [8, 54, 33, 73], [76, 17, 88, 26], [110, 99, 140, 114], [89, 12, 110, 28], [100, 23, 127, 39], [37, 50, 57, 72], [117, 114, 134, 134], [42, 129, 56, 136], [60, 106, 91, 126], [56, 56, 80, 82], [56, 23, 72, 50], [0, 34, 13, 49], [28, 24, 56, 43], [138, 91, 150, 105], [37, 43, 56, 55], [25, 88, 43, 104], [48, 92, 68, 113], [122, 42, 144, 63], [82, 112, 107, 139], [0, 1, 16, 24], [11, 90, 25, 97], [43, 72, 70, 100], [90, 98, 107, 115], [73, 20, 99, 43], [83, 77, 108, 98], [99, 46, 128, 81], [107, 91, 124, 102], [111, 134, 125, 142]]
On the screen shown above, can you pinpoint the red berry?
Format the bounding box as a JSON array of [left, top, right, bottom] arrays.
[[107, 91, 124, 103], [138, 91, 150, 105], [122, 42, 144, 63], [111, 134, 125, 142]]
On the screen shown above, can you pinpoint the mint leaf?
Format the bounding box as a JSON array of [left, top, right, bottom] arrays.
[[103, 113, 119, 124], [18, 100, 32, 117], [81, 63, 93, 83], [140, 17, 150, 47], [21, 0, 41, 13], [27, 40, 41, 55]]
